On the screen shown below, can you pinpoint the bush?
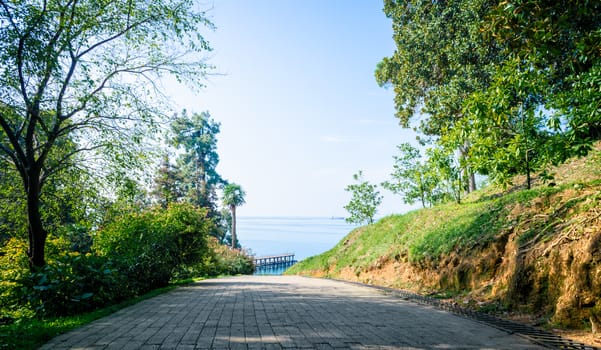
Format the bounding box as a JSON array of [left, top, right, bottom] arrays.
[[1, 237, 125, 319], [172, 237, 254, 279], [21, 253, 124, 317], [0, 238, 31, 320], [1, 203, 243, 320], [207, 237, 254, 275], [93, 203, 213, 295]]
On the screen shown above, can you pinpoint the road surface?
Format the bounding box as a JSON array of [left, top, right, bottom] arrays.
[[41, 275, 547, 349]]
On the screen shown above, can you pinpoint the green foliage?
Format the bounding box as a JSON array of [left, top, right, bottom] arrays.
[[425, 147, 463, 204], [0, 235, 122, 319], [375, 0, 498, 197], [291, 187, 552, 276], [377, 0, 600, 195], [484, 0, 600, 76], [376, 0, 496, 131], [152, 155, 186, 208], [0, 238, 31, 320], [0, 168, 27, 242], [383, 143, 463, 208], [552, 62, 601, 146], [0, 0, 213, 268], [382, 143, 434, 207], [172, 238, 254, 279], [463, 59, 557, 189], [344, 171, 383, 225], [168, 110, 224, 210], [93, 203, 213, 294], [222, 183, 247, 209], [1, 201, 249, 332], [21, 253, 125, 317], [203, 237, 254, 276], [222, 183, 246, 248]]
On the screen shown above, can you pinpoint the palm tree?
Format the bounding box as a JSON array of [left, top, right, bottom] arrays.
[[222, 183, 246, 248]]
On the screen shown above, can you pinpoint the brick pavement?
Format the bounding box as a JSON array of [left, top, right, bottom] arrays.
[[40, 275, 547, 349]]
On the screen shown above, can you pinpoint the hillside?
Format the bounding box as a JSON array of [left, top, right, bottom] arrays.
[[287, 143, 601, 343]]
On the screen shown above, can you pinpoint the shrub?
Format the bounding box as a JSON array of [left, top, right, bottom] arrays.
[[173, 237, 254, 278], [0, 238, 31, 320], [21, 253, 124, 317], [207, 237, 254, 276], [93, 203, 213, 295]]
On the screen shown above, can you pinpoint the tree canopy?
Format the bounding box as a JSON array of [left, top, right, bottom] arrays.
[[170, 110, 224, 210], [377, 0, 601, 192], [0, 0, 213, 268]]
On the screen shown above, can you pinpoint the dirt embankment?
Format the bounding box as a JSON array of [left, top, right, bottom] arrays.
[[303, 185, 601, 345]]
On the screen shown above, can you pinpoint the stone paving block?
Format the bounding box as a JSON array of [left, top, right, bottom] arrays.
[[179, 326, 201, 345], [173, 345, 195, 350], [40, 276, 551, 350]]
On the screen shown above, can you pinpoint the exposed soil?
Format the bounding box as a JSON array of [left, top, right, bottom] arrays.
[[297, 144, 601, 348]]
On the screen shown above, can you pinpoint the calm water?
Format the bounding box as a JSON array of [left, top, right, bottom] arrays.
[[237, 217, 357, 274]]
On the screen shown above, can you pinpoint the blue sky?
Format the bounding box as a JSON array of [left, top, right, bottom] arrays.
[[169, 1, 418, 217]]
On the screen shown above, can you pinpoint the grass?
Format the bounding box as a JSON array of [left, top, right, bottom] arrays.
[[288, 144, 601, 277], [0, 278, 199, 350], [288, 197, 510, 274]]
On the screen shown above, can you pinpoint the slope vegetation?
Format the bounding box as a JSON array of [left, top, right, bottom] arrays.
[[287, 143, 601, 336]]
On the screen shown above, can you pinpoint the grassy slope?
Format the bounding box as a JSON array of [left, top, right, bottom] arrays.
[[287, 179, 573, 277], [287, 143, 601, 333]]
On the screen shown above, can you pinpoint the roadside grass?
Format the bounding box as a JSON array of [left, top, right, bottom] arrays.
[[0, 278, 199, 350], [287, 182, 568, 275]]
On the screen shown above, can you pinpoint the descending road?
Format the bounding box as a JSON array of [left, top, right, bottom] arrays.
[[41, 275, 547, 349]]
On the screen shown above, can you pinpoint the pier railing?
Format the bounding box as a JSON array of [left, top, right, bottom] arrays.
[[253, 253, 296, 267]]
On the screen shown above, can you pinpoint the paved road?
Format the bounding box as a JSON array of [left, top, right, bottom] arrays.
[[41, 276, 547, 349]]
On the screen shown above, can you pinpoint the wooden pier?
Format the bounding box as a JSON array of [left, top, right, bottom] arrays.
[[254, 253, 296, 267]]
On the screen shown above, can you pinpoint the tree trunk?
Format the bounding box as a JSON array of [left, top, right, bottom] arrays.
[[26, 167, 47, 269], [525, 150, 532, 190], [230, 205, 237, 249], [460, 141, 477, 193], [468, 171, 476, 193]]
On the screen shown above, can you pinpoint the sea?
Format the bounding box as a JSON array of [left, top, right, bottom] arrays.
[[237, 217, 357, 275]]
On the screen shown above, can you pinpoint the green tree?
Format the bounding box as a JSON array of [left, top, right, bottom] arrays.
[[482, 0, 601, 155], [463, 59, 559, 189], [222, 183, 246, 249], [170, 110, 223, 212], [344, 171, 382, 225], [375, 0, 499, 193], [425, 147, 463, 204], [484, 0, 600, 80], [152, 155, 185, 208], [553, 63, 601, 149], [0, 133, 99, 252], [382, 143, 438, 208], [0, 0, 212, 269], [0, 166, 27, 242]]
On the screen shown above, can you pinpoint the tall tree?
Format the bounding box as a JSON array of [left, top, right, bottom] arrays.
[[170, 110, 223, 211], [375, 0, 499, 193], [463, 60, 554, 189], [222, 183, 245, 249], [0, 0, 213, 269], [152, 155, 184, 208], [482, 0, 601, 153], [344, 171, 382, 225]]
